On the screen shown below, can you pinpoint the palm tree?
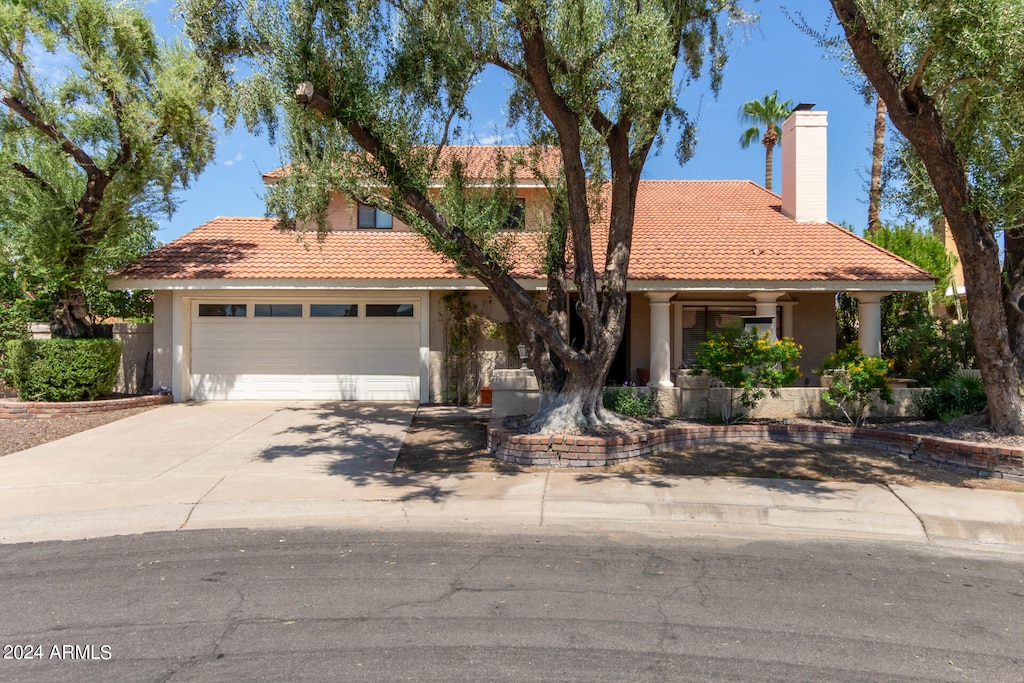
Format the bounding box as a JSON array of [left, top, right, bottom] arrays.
[[867, 94, 887, 233], [738, 91, 793, 192]]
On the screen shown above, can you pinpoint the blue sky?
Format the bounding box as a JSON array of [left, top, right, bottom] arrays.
[[151, 2, 884, 243]]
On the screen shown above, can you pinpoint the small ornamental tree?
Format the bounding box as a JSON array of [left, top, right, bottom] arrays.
[[691, 322, 801, 424], [817, 343, 894, 427], [1, 0, 218, 338]]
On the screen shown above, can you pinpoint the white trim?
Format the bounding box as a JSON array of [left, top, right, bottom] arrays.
[[420, 292, 430, 403]]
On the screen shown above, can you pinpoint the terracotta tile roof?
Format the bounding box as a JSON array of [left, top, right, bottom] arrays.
[[612, 181, 933, 282], [116, 218, 463, 281], [117, 182, 933, 285], [262, 145, 561, 182]]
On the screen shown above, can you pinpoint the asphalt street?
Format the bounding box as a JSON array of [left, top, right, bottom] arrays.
[[1, 528, 1022, 682]]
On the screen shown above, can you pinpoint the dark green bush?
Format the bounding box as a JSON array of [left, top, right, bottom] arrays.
[[5, 338, 122, 401], [0, 301, 30, 385], [604, 383, 657, 419], [914, 371, 987, 422], [884, 316, 975, 386]]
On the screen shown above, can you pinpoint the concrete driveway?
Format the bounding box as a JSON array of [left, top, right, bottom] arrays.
[[3, 401, 1023, 553], [0, 401, 422, 542]]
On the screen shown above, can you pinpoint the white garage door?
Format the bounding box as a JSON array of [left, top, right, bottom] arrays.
[[189, 300, 421, 400]]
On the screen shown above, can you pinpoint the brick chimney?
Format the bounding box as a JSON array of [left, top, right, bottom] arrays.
[[781, 104, 828, 223]]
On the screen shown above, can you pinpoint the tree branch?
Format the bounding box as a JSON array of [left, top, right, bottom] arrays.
[[0, 90, 102, 177], [295, 81, 332, 115], [512, 10, 600, 343], [11, 162, 57, 196], [908, 45, 934, 93], [293, 80, 581, 365]]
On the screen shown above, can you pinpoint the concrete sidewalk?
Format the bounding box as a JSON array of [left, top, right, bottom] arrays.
[[1, 402, 1022, 553]]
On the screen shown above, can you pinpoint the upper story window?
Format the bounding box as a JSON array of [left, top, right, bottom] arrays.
[[358, 202, 393, 229], [502, 198, 526, 231]]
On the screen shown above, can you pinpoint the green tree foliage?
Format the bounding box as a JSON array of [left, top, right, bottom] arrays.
[[829, 0, 1024, 433], [180, 0, 746, 432], [836, 223, 973, 384], [0, 0, 218, 337], [737, 90, 792, 192]]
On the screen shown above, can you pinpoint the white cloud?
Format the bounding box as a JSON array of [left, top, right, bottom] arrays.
[[477, 134, 502, 145], [223, 152, 244, 167]]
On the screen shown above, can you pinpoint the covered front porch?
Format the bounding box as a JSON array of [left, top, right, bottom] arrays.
[[630, 286, 917, 392]]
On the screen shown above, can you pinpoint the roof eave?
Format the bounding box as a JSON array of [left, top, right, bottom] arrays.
[[110, 275, 934, 294]]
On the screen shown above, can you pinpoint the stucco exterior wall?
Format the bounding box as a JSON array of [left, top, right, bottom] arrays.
[[629, 293, 651, 384], [152, 290, 174, 392], [427, 290, 517, 404], [790, 292, 837, 386], [322, 187, 551, 234], [324, 194, 412, 231]]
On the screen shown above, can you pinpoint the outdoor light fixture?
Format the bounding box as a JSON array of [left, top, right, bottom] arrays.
[[517, 342, 528, 369]]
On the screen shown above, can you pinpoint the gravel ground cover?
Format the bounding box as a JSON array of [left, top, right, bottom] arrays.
[[0, 405, 161, 457]]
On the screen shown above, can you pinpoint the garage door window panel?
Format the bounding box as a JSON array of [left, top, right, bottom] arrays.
[[310, 303, 358, 318], [198, 303, 247, 317], [255, 303, 302, 317], [366, 303, 414, 318]]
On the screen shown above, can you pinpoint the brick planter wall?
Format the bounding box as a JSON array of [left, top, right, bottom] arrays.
[[487, 419, 1024, 480], [0, 394, 172, 419]]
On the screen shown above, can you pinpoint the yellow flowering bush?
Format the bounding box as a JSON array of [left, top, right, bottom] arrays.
[[691, 322, 802, 424], [817, 343, 894, 427]]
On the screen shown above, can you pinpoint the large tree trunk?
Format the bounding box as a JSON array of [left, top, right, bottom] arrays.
[[50, 285, 95, 338], [867, 95, 886, 233], [1003, 231, 1024, 384], [829, 0, 1024, 433], [530, 318, 625, 433]]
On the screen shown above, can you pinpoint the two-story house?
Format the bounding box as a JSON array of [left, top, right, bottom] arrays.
[[111, 109, 934, 404]]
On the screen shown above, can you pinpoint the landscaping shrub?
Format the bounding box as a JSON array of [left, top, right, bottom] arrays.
[[884, 315, 975, 386], [691, 322, 802, 424], [817, 343, 894, 427], [604, 383, 657, 419], [914, 371, 987, 422], [0, 300, 30, 385], [5, 338, 122, 401]]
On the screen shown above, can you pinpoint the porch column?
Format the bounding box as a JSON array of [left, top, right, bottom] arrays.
[[854, 292, 887, 357], [750, 292, 781, 339], [647, 292, 675, 388]]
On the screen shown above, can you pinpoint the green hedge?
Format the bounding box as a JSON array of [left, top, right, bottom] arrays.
[[5, 338, 122, 402]]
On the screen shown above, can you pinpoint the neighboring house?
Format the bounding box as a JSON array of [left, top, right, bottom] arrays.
[[110, 109, 934, 404], [934, 218, 968, 318]]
